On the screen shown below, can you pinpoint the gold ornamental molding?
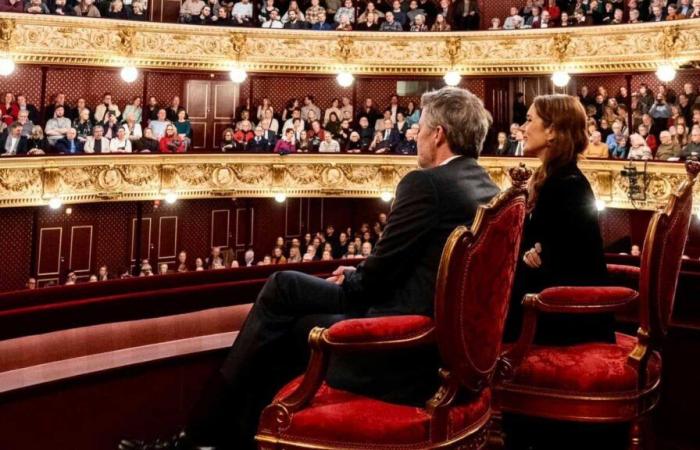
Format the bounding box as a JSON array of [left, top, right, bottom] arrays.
[[1, 13, 700, 75], [0, 154, 697, 213]]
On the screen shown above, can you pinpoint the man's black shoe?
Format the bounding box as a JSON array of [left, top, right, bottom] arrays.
[[119, 431, 202, 450]]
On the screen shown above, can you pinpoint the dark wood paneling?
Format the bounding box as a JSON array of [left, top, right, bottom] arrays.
[[37, 227, 62, 277], [157, 216, 178, 260], [285, 198, 303, 238], [185, 81, 209, 120], [210, 210, 230, 249], [69, 226, 93, 273], [131, 218, 152, 262], [235, 208, 253, 248]]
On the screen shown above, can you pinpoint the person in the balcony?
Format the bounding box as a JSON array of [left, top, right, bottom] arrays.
[[159, 124, 186, 153], [120, 86, 500, 450], [504, 94, 613, 346]]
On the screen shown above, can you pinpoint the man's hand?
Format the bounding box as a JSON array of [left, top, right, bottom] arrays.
[[523, 242, 542, 269], [325, 265, 356, 285]]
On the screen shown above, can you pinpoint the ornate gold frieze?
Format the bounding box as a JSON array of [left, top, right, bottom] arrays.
[[0, 155, 697, 213], [3, 13, 700, 75]]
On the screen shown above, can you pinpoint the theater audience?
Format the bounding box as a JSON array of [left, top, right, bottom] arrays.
[[84, 125, 110, 153], [133, 127, 159, 152], [159, 124, 186, 153], [27, 125, 48, 154], [45, 105, 72, 146], [0, 122, 28, 156], [55, 128, 84, 154]]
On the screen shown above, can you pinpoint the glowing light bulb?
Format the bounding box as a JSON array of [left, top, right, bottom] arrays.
[[229, 67, 248, 83], [0, 57, 15, 77], [656, 64, 676, 82], [551, 71, 571, 87], [120, 65, 139, 83], [164, 192, 177, 204], [443, 71, 461, 87], [380, 191, 394, 202], [48, 197, 62, 210], [274, 192, 287, 203], [595, 199, 606, 211], [336, 71, 354, 87]]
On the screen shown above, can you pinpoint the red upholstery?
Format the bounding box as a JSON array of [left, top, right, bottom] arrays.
[[510, 343, 661, 393], [270, 376, 490, 446], [325, 316, 434, 344], [537, 286, 638, 308]]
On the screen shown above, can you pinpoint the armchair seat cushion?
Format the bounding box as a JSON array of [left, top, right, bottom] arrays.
[[509, 342, 661, 393], [270, 376, 491, 447]]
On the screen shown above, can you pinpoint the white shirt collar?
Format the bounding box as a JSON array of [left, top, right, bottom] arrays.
[[439, 155, 461, 166]]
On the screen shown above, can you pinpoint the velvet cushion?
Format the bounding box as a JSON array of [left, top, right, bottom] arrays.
[[326, 315, 434, 344], [538, 286, 638, 307], [270, 376, 490, 446], [511, 343, 661, 393], [606, 264, 641, 289]]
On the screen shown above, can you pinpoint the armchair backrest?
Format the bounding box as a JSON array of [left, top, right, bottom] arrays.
[[434, 165, 529, 393], [639, 160, 699, 342]]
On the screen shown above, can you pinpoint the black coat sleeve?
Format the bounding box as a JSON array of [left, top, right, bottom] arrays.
[[343, 169, 439, 302]]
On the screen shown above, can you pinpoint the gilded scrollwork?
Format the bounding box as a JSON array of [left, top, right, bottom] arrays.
[[0, 167, 40, 194], [5, 14, 700, 75]]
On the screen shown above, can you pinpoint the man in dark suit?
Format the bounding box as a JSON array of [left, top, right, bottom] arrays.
[[120, 86, 500, 450], [247, 126, 271, 152], [54, 128, 84, 154], [378, 118, 401, 152], [0, 122, 28, 156]]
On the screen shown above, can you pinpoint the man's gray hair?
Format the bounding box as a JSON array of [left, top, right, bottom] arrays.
[[420, 86, 492, 158]]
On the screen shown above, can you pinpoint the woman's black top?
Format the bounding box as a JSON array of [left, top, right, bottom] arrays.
[[504, 162, 614, 345]]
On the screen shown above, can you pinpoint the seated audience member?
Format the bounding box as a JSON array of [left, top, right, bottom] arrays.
[[109, 127, 132, 153], [656, 130, 681, 160], [122, 113, 143, 141], [287, 246, 302, 263], [248, 126, 271, 152], [681, 127, 700, 160], [0, 123, 28, 156], [87, 274, 98, 282], [25, 277, 37, 289], [505, 94, 614, 355], [73, 108, 93, 142], [108, 0, 129, 19], [356, 11, 380, 30], [55, 128, 84, 154], [74, 0, 99, 15], [65, 270, 77, 285], [637, 124, 657, 154], [345, 131, 362, 152], [16, 94, 39, 124], [231, 0, 253, 25], [192, 6, 215, 24], [180, 0, 205, 22], [27, 125, 49, 155], [628, 133, 652, 160], [84, 125, 110, 153], [244, 249, 255, 267], [26, 0, 50, 14], [281, 0, 304, 21], [159, 124, 186, 153], [123, 97, 143, 124], [176, 251, 188, 272], [489, 17, 501, 29], [139, 260, 154, 277], [271, 247, 287, 264], [360, 240, 372, 257], [305, 0, 325, 24], [234, 121, 254, 148], [97, 265, 109, 281], [102, 112, 121, 139], [206, 247, 225, 269], [411, 14, 429, 31], [503, 6, 523, 29], [358, 1, 383, 22], [0, 0, 24, 13], [221, 128, 236, 152], [318, 132, 340, 152], [494, 131, 509, 155], [261, 8, 283, 27], [212, 7, 231, 24], [45, 105, 72, 146], [130, 1, 147, 20], [133, 127, 159, 152], [195, 258, 205, 271], [605, 120, 627, 158], [14, 110, 34, 138], [0, 93, 18, 126], [431, 13, 451, 31], [334, 0, 354, 23], [310, 10, 334, 29], [149, 109, 171, 140], [380, 11, 403, 31], [274, 128, 297, 154], [584, 131, 609, 158], [175, 109, 192, 143], [284, 9, 308, 28], [158, 263, 169, 276], [335, 14, 353, 30], [378, 118, 400, 151], [145, 97, 159, 122], [395, 127, 417, 155], [94, 93, 120, 124]]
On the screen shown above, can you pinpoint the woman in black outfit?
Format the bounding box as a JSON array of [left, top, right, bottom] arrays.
[[504, 94, 621, 449]]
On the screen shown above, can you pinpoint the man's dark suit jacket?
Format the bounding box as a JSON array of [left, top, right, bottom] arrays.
[[330, 155, 500, 403], [247, 137, 271, 152], [504, 162, 613, 346], [0, 135, 28, 155], [54, 138, 84, 154]]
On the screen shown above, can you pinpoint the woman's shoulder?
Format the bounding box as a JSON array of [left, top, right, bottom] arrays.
[[541, 163, 592, 200]]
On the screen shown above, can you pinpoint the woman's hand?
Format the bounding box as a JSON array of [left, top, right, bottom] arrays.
[[523, 242, 542, 268]]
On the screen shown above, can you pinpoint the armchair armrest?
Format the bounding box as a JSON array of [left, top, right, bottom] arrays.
[[534, 286, 639, 313], [607, 264, 640, 289], [268, 315, 435, 417], [325, 315, 435, 349]]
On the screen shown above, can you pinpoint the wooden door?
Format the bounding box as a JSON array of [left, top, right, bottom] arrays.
[[185, 80, 240, 151]]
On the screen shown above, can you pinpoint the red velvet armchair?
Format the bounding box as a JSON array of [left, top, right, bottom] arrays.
[[495, 160, 700, 448], [255, 166, 531, 450]]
